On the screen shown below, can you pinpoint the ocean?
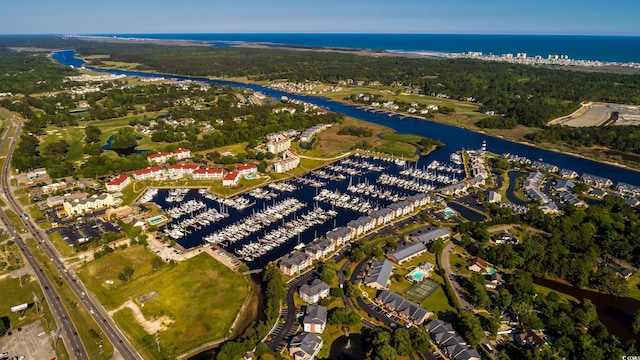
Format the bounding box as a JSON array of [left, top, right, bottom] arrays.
[[92, 33, 640, 63]]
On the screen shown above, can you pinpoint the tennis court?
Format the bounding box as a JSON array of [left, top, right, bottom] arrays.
[[406, 278, 440, 302]]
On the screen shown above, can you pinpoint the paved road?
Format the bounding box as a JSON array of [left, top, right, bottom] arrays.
[[1, 114, 141, 360], [440, 241, 472, 311]]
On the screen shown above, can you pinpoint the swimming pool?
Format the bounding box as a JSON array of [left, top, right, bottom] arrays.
[[406, 268, 427, 282], [148, 215, 166, 225], [443, 207, 456, 216]]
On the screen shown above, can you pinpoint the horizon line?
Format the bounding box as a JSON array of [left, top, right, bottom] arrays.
[[2, 32, 640, 37]]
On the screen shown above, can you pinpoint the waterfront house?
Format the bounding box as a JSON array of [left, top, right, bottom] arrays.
[[374, 290, 433, 325], [559, 191, 585, 207], [532, 160, 559, 173], [191, 167, 223, 180], [364, 259, 394, 290], [617, 182, 640, 197], [626, 197, 640, 207], [303, 305, 327, 334], [305, 238, 335, 260], [168, 163, 199, 176], [406, 193, 430, 207], [289, 332, 323, 360], [414, 226, 451, 245], [105, 175, 131, 192], [388, 242, 428, 264], [439, 182, 468, 196], [235, 163, 258, 177], [133, 166, 165, 181], [325, 227, 352, 247], [299, 279, 330, 304], [347, 216, 375, 236], [560, 168, 579, 179], [582, 173, 613, 188], [222, 171, 241, 187], [539, 201, 559, 214], [280, 251, 312, 276], [274, 149, 300, 173], [368, 207, 394, 227]]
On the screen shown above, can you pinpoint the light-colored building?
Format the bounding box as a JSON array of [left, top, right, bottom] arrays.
[[299, 279, 330, 304], [133, 166, 166, 181], [303, 305, 327, 334], [105, 175, 131, 192], [147, 151, 171, 164], [274, 149, 300, 173], [289, 332, 323, 360], [267, 134, 291, 154], [222, 171, 241, 187], [63, 193, 114, 216], [235, 164, 258, 177], [487, 190, 502, 203], [280, 251, 312, 276], [364, 259, 394, 290], [191, 168, 224, 180], [171, 147, 191, 161], [168, 163, 199, 176], [42, 181, 68, 194], [388, 242, 428, 264]]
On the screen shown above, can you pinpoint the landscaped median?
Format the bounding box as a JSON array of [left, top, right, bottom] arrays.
[[75, 245, 250, 359]]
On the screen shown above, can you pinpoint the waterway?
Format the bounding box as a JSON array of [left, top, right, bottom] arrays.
[[533, 277, 640, 342], [51, 49, 640, 188]]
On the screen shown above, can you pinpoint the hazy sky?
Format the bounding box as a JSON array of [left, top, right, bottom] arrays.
[[1, 0, 639, 35]]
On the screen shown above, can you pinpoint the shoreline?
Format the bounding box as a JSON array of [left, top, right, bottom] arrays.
[[71, 52, 640, 175]]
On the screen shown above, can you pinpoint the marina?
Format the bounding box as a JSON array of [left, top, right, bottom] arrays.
[[141, 153, 466, 269]]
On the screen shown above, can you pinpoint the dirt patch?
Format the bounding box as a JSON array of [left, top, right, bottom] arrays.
[[550, 102, 640, 127], [110, 300, 173, 334]]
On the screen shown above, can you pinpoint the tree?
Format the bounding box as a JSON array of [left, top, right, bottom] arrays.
[[457, 311, 484, 346], [633, 309, 640, 334], [318, 259, 337, 284], [328, 307, 360, 326], [118, 266, 134, 282], [85, 125, 102, 144], [151, 257, 164, 272], [0, 316, 8, 336], [372, 343, 397, 360], [409, 326, 432, 353], [391, 328, 412, 356], [110, 128, 138, 150]]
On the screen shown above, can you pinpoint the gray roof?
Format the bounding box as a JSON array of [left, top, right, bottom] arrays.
[[555, 179, 575, 191], [290, 332, 322, 357], [369, 207, 394, 219], [304, 305, 327, 326], [280, 251, 310, 268], [415, 227, 450, 243], [347, 216, 373, 229], [326, 226, 351, 240], [424, 319, 455, 334], [300, 279, 330, 298], [582, 173, 612, 184], [407, 193, 429, 202], [364, 259, 394, 288], [375, 289, 431, 323], [389, 242, 427, 263], [388, 200, 412, 211]]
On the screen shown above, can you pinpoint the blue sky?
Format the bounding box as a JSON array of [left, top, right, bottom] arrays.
[[1, 0, 639, 35]]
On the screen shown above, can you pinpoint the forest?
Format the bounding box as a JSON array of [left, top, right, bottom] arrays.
[[524, 125, 640, 155]]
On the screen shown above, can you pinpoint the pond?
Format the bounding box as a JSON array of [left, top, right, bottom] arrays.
[[102, 134, 147, 156], [506, 171, 528, 206], [328, 333, 366, 360]]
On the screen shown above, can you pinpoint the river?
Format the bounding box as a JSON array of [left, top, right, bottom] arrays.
[[51, 49, 640, 187], [533, 277, 640, 341]]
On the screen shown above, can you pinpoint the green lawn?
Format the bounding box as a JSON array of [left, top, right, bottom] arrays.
[[77, 247, 249, 357], [0, 240, 24, 275], [4, 209, 28, 234], [25, 238, 114, 360], [48, 231, 76, 258], [375, 140, 417, 158]]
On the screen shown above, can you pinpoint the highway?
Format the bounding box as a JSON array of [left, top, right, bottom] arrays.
[[0, 113, 141, 360]]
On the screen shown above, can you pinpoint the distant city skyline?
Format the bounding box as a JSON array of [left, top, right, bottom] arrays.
[[1, 0, 639, 36]]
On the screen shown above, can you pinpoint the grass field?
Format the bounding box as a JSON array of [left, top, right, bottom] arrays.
[[25, 238, 114, 360], [0, 240, 24, 276], [4, 209, 28, 234], [76, 247, 249, 357]]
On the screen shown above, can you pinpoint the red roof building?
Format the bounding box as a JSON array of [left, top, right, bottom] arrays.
[[235, 163, 258, 176], [133, 166, 165, 181], [171, 148, 191, 160], [147, 151, 171, 164], [192, 168, 224, 180], [222, 171, 241, 186], [106, 174, 131, 192], [168, 163, 199, 175]]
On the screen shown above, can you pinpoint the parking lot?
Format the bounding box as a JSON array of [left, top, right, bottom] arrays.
[[0, 322, 55, 360]]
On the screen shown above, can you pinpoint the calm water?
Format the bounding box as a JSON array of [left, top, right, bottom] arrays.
[[534, 277, 640, 341], [51, 49, 640, 188], [92, 33, 640, 63], [149, 154, 459, 269], [328, 333, 365, 360]]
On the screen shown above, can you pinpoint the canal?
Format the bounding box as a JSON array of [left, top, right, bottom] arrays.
[[533, 277, 640, 341]]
